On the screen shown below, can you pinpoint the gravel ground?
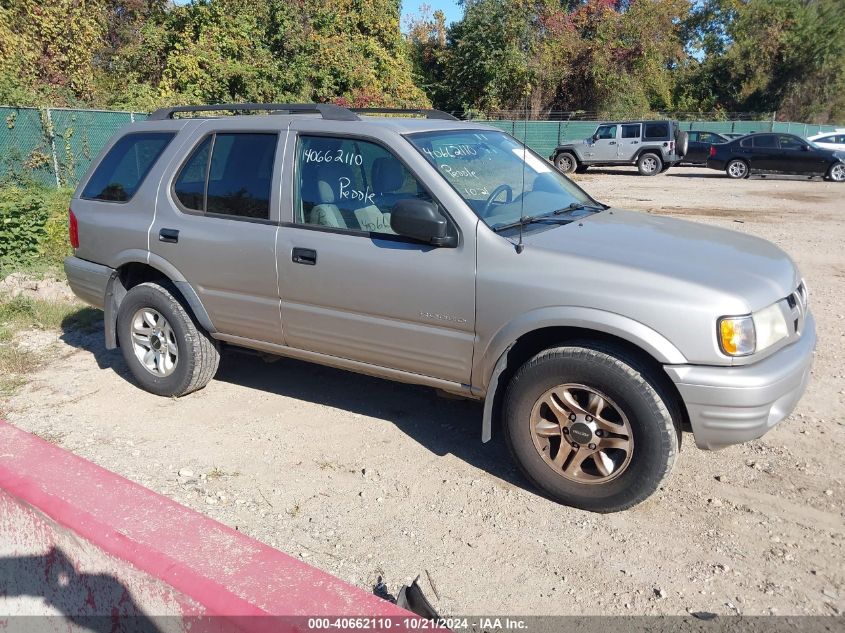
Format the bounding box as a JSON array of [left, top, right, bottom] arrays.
[[3, 167, 844, 617]]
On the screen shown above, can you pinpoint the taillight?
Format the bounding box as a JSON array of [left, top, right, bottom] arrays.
[[69, 208, 79, 249], [709, 145, 717, 157]]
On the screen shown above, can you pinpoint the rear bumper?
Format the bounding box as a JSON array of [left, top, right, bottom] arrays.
[[64, 256, 113, 309], [664, 314, 816, 450]]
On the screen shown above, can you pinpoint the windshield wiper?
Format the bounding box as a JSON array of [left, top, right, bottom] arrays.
[[491, 215, 574, 232], [550, 201, 605, 215], [491, 202, 603, 232]]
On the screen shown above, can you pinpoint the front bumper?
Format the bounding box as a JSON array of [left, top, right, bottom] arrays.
[[64, 256, 113, 309], [664, 314, 816, 450]]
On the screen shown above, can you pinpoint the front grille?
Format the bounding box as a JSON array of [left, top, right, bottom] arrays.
[[784, 283, 807, 336]]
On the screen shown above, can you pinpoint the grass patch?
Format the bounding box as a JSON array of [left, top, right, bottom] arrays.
[[0, 293, 101, 401]]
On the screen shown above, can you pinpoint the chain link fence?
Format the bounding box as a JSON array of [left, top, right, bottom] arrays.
[[0, 106, 841, 188], [0, 106, 147, 188]]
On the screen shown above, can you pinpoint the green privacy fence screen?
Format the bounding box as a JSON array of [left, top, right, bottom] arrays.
[[0, 106, 147, 188], [0, 105, 841, 188], [480, 119, 843, 159]]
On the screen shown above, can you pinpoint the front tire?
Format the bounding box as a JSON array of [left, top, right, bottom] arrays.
[[554, 152, 578, 174], [726, 159, 749, 179], [117, 281, 220, 397], [503, 343, 679, 513], [826, 162, 845, 182], [637, 152, 662, 176]]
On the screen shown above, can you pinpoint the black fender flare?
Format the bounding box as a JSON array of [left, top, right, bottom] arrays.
[[103, 269, 216, 350]]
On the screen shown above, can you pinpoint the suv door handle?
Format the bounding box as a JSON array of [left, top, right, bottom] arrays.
[[292, 247, 317, 265], [159, 228, 179, 244], [608, 141, 616, 145]]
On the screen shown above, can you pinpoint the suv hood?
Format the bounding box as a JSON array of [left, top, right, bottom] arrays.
[[522, 208, 799, 312]]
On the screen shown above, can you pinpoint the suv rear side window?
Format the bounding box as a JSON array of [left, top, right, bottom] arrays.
[[643, 123, 669, 140], [621, 124, 640, 139], [173, 133, 277, 219], [82, 132, 174, 202]]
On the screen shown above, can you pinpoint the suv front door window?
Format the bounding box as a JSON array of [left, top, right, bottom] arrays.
[[294, 136, 440, 235]]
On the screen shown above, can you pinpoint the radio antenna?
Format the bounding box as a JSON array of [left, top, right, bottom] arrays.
[[516, 97, 528, 254]]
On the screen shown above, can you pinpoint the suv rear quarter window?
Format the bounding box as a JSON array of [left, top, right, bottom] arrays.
[[82, 132, 174, 202], [643, 122, 669, 140]]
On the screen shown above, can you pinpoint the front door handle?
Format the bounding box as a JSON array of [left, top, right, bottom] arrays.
[[159, 228, 179, 244], [608, 141, 616, 145], [292, 247, 317, 265]]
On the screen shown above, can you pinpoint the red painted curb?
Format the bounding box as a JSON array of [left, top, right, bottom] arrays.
[[0, 421, 411, 628]]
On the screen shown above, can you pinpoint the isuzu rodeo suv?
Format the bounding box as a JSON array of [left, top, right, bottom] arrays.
[[65, 104, 816, 512]]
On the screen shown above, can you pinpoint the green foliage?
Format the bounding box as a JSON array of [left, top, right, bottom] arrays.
[[1, 0, 842, 123], [0, 0, 426, 110], [0, 183, 72, 271], [678, 0, 845, 121]]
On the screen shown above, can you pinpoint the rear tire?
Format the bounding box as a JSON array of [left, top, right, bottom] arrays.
[[554, 152, 578, 174], [117, 281, 220, 397], [503, 342, 679, 513], [637, 153, 662, 176], [726, 159, 749, 179]]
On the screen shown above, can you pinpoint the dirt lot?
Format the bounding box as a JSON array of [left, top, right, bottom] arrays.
[[3, 167, 844, 617]]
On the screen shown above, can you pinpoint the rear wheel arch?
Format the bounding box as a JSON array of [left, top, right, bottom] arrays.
[[104, 262, 215, 349]]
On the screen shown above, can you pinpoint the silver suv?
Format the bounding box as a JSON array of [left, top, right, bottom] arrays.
[[551, 120, 689, 175], [65, 103, 815, 512]]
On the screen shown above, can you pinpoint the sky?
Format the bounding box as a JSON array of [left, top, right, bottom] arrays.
[[171, 0, 465, 29], [401, 0, 463, 27]]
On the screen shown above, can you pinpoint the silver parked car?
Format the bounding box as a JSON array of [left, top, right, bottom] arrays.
[[65, 103, 816, 512]]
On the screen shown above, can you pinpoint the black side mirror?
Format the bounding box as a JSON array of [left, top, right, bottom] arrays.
[[390, 200, 454, 247], [802, 144, 811, 151]]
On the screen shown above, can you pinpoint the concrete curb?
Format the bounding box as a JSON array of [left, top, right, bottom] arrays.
[[0, 421, 412, 630]]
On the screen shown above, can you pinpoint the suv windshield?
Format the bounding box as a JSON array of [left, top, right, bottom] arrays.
[[406, 130, 599, 230]]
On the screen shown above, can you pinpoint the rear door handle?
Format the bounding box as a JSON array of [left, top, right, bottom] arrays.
[[608, 141, 616, 145], [292, 247, 317, 265], [159, 228, 179, 244]]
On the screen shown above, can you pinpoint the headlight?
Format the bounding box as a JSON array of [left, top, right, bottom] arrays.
[[753, 302, 790, 351], [719, 302, 789, 357]]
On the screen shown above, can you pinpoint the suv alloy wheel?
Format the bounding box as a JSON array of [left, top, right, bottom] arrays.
[[503, 342, 680, 512], [117, 282, 220, 397], [554, 152, 578, 174], [637, 153, 663, 176]]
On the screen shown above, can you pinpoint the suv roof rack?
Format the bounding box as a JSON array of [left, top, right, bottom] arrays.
[[351, 108, 458, 121], [147, 103, 461, 122], [147, 103, 361, 121]]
